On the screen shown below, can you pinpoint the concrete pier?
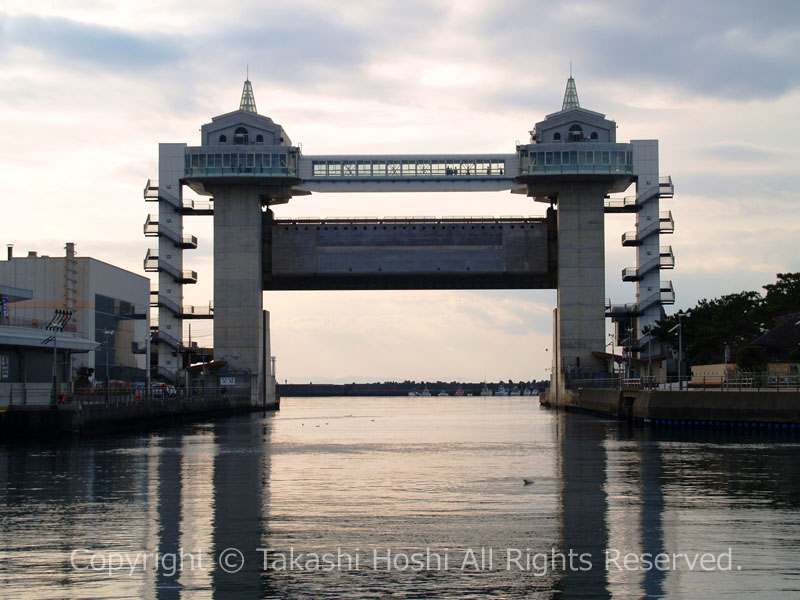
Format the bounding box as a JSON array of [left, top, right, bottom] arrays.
[[210, 184, 265, 407], [555, 182, 608, 374]]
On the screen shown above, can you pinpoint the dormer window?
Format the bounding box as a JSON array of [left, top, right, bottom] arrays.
[[590, 131, 598, 141], [219, 134, 227, 144], [553, 132, 562, 142], [256, 134, 264, 143], [234, 127, 249, 145], [568, 124, 584, 142]]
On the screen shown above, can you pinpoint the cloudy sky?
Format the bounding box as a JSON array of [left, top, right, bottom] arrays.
[[2, 1, 799, 383]]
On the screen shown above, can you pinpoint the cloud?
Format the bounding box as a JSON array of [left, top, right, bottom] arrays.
[[478, 0, 800, 102], [698, 143, 780, 162], [0, 12, 182, 72]]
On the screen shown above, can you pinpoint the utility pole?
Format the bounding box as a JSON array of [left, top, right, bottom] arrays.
[[44, 308, 72, 408], [104, 329, 115, 402]]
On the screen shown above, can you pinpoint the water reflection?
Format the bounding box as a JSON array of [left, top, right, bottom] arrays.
[[0, 400, 799, 599], [555, 413, 611, 599]]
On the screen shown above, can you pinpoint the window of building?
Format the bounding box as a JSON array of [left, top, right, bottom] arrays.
[[553, 132, 562, 142], [568, 124, 584, 142], [590, 131, 598, 141], [372, 161, 387, 176], [256, 134, 264, 143], [219, 134, 227, 144], [234, 127, 249, 145]]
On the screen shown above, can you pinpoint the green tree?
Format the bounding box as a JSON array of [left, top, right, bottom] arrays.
[[759, 272, 800, 327]]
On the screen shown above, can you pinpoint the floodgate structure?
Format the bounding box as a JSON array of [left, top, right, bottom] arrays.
[[144, 76, 674, 407]]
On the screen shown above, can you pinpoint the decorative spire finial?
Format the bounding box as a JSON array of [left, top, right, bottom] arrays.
[[562, 70, 580, 111], [239, 76, 257, 113]]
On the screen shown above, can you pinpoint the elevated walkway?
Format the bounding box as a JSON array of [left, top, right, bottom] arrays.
[[295, 154, 520, 193]]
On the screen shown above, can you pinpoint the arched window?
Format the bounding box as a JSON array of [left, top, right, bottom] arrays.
[[234, 127, 249, 145], [553, 132, 562, 142], [568, 124, 584, 142], [255, 134, 264, 143], [219, 134, 227, 144], [590, 131, 598, 141]]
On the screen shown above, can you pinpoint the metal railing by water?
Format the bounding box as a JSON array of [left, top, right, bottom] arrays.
[[567, 373, 800, 392]]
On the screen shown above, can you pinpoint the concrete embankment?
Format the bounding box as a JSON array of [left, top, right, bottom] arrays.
[[0, 395, 279, 439], [541, 388, 800, 426]]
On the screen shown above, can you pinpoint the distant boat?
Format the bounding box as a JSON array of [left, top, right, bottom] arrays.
[[510, 385, 521, 396], [523, 387, 533, 396], [480, 384, 492, 396], [408, 391, 420, 397], [454, 387, 465, 396], [495, 385, 508, 396], [438, 389, 448, 397], [421, 387, 431, 397]]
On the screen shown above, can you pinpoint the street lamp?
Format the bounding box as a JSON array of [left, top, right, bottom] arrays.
[[607, 332, 616, 380], [669, 310, 692, 390]]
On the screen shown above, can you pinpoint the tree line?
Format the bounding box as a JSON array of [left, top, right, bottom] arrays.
[[646, 272, 800, 369]]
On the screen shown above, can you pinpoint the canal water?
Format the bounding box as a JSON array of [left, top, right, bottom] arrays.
[[1, 397, 799, 599]]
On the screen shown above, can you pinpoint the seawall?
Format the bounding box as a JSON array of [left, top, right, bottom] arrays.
[[541, 388, 800, 425], [0, 394, 280, 440]]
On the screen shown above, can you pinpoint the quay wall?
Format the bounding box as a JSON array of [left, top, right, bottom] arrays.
[[542, 388, 800, 424], [0, 394, 279, 439]]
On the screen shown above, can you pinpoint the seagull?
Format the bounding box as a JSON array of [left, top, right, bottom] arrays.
[[523, 479, 534, 486]]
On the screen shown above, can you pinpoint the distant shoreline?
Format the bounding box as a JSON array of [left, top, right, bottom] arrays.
[[277, 382, 547, 397]]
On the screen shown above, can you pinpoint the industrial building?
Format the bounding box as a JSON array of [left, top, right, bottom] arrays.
[[0, 244, 150, 403]]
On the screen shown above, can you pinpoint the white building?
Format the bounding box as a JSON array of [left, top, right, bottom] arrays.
[[0, 243, 150, 392]]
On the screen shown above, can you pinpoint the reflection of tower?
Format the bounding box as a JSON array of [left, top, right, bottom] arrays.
[[639, 435, 666, 598], [556, 413, 610, 599], [212, 416, 269, 598], [155, 436, 183, 600]]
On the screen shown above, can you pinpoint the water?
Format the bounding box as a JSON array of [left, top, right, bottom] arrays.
[[1, 397, 799, 599]]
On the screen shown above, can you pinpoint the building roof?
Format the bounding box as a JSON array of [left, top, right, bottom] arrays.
[[751, 310, 800, 353], [0, 325, 99, 352], [0, 285, 33, 303]]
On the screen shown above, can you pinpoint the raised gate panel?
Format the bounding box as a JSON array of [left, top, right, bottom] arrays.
[[264, 219, 555, 290]]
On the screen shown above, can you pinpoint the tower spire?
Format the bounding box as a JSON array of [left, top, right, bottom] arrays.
[[239, 76, 258, 113], [561, 72, 580, 111]]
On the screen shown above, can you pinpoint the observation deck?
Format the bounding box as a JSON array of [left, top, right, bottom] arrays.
[[183, 146, 302, 197]]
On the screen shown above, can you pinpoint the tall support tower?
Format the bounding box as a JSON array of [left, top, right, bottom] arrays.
[[518, 76, 674, 391], [145, 78, 294, 404]]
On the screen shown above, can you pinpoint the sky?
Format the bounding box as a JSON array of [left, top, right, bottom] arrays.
[[1, 0, 799, 383]]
